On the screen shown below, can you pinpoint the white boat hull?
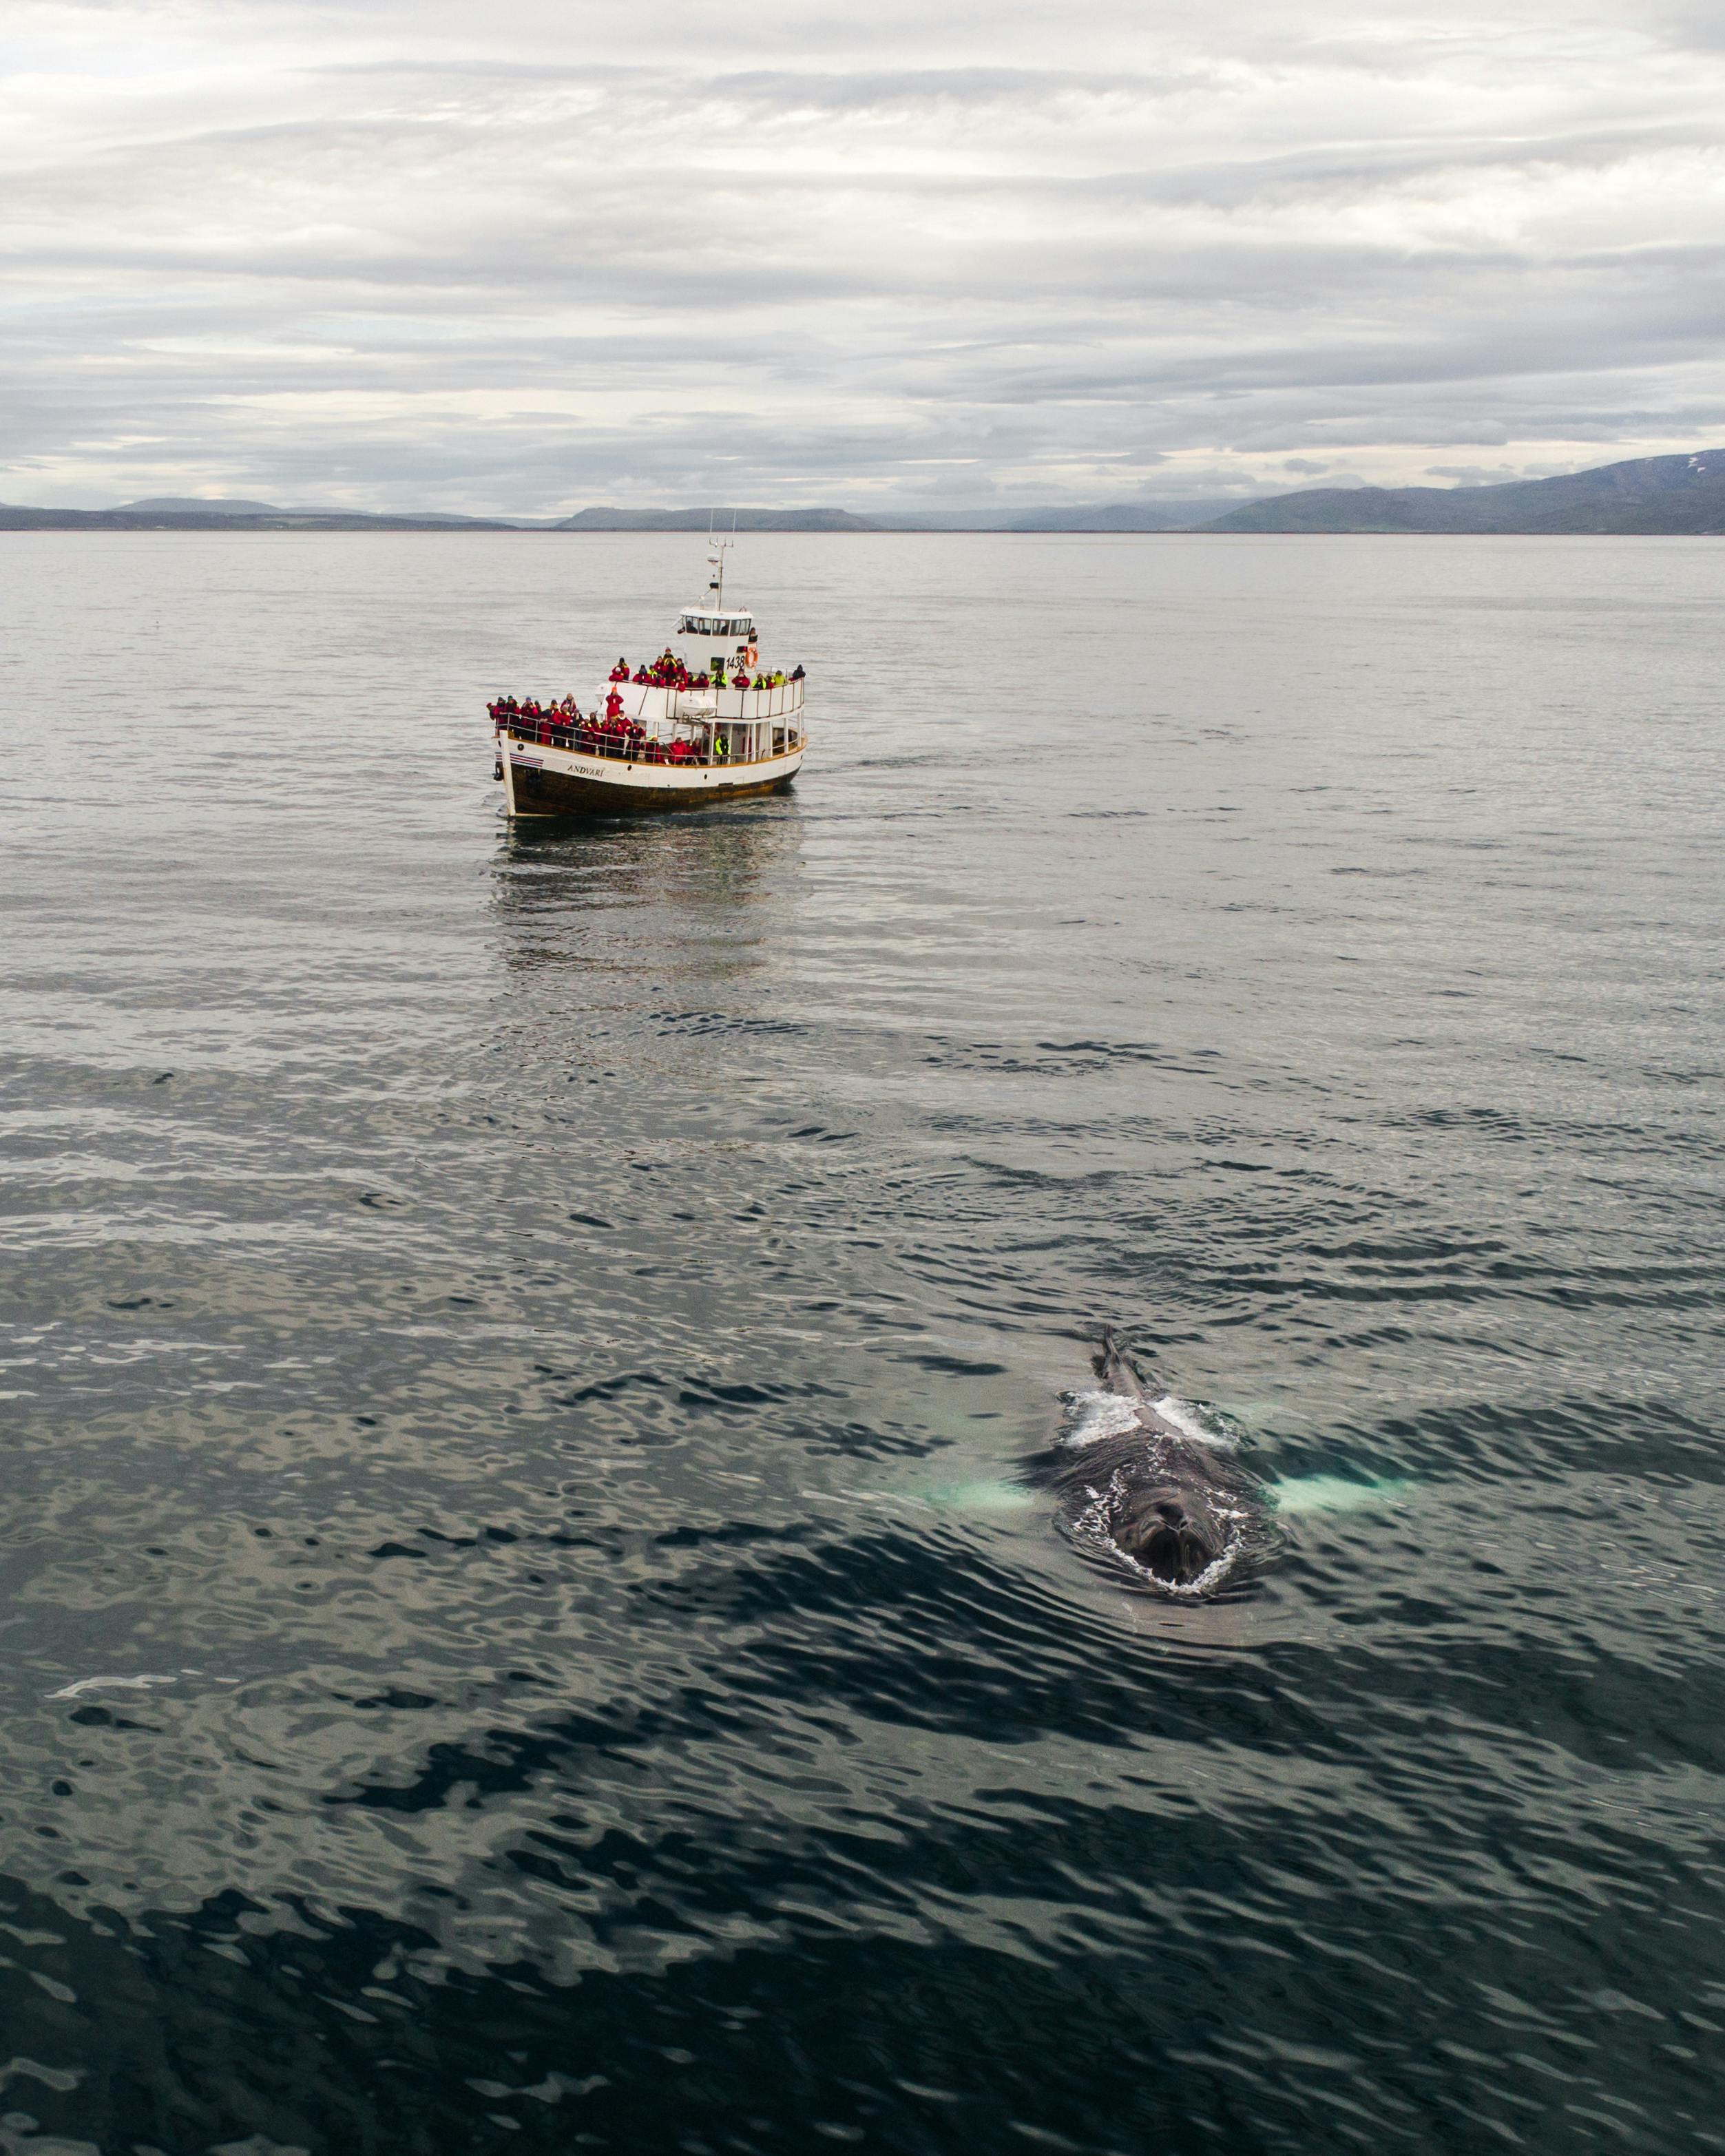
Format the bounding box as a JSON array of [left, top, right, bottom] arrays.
[[503, 736, 804, 818]]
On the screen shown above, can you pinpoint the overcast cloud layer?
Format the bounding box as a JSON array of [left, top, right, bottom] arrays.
[[4, 0, 1724, 513]]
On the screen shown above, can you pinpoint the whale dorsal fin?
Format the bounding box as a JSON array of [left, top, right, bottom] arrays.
[[1092, 1327, 1147, 1400]]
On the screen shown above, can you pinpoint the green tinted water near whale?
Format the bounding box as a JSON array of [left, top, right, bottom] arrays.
[[1270, 1472, 1416, 1514], [918, 1465, 1413, 1518]]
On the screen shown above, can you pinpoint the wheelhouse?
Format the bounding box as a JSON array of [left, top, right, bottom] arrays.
[[673, 609, 757, 679]]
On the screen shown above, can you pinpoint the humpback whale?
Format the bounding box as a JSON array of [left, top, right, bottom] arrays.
[[1041, 1330, 1274, 1598]]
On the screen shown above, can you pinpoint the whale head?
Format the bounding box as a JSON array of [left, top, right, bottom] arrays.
[[1111, 1484, 1225, 1586]]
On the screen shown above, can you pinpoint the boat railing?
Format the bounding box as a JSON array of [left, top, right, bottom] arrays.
[[618, 680, 804, 721], [500, 716, 804, 769], [700, 680, 804, 720]]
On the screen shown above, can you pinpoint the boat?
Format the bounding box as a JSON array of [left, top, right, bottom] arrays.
[[490, 538, 806, 817]]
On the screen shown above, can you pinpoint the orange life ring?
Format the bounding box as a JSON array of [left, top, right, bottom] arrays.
[[744, 645, 759, 667]]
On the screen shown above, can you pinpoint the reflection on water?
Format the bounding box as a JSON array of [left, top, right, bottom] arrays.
[[493, 797, 806, 960], [1, 530, 1722, 2155]]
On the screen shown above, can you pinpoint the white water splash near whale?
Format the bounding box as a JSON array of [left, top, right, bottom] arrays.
[[1148, 1394, 1241, 1449], [1058, 1388, 1151, 1447], [1059, 1388, 1240, 1451]]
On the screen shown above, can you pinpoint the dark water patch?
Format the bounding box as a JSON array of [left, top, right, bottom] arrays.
[[651, 1009, 815, 1040], [3, 532, 1723, 2153], [1277, 1392, 1725, 1487]]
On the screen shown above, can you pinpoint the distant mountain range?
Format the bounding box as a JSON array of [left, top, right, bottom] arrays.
[[554, 505, 879, 532], [3, 452, 1722, 534], [552, 500, 1240, 532], [1202, 450, 1725, 534], [0, 496, 519, 532], [970, 500, 1240, 531], [0, 495, 1234, 533]]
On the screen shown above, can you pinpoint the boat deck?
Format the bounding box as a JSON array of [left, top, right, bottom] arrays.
[[502, 716, 806, 769]]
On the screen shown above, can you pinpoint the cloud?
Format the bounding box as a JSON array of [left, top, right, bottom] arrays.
[[1425, 463, 1523, 485], [1, 0, 1722, 510]]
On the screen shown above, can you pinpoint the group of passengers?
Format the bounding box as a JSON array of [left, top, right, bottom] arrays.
[[608, 651, 804, 693], [490, 694, 646, 753], [487, 691, 731, 765], [489, 694, 569, 724]]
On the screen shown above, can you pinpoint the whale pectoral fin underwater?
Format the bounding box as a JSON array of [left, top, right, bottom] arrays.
[[1267, 1474, 1414, 1516], [917, 1478, 1040, 1515], [914, 1333, 1410, 1599]]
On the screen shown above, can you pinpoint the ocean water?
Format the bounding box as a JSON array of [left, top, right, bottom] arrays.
[[1, 529, 1722, 2155]]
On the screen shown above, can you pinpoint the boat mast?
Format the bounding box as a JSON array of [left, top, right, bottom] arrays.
[[707, 523, 732, 612]]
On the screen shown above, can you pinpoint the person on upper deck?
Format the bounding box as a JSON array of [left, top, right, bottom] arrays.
[[610, 659, 629, 681], [790, 664, 805, 680]]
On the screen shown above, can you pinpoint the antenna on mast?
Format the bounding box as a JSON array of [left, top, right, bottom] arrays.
[[706, 511, 732, 608]]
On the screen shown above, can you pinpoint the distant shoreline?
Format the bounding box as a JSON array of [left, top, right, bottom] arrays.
[[2, 521, 1719, 538], [4, 448, 1722, 536]]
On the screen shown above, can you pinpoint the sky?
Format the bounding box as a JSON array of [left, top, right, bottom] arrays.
[[4, 0, 1724, 515]]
